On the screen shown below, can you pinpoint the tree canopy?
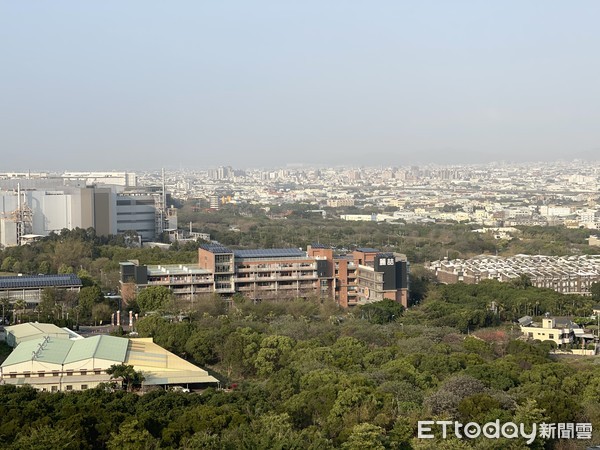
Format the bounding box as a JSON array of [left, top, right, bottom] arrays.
[[106, 364, 145, 392]]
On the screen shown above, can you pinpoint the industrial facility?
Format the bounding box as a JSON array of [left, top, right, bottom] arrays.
[[0, 171, 171, 247], [1, 322, 218, 392]]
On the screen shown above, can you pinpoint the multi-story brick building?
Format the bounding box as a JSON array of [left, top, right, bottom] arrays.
[[121, 244, 410, 308], [199, 245, 324, 300]]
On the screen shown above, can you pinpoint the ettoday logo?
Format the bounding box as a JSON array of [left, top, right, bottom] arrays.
[[418, 420, 593, 444]]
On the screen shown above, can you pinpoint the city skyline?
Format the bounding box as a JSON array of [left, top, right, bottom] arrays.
[[2, 157, 600, 175], [2, 1, 600, 170]]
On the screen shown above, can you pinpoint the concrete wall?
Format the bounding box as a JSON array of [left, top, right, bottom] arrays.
[[115, 197, 156, 241], [93, 188, 114, 236], [0, 219, 17, 247]]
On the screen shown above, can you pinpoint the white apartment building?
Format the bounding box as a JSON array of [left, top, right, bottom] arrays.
[[578, 209, 598, 224], [539, 206, 573, 217]]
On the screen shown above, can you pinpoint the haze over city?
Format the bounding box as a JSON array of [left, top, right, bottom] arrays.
[[2, 1, 600, 170], [4, 4, 600, 445]]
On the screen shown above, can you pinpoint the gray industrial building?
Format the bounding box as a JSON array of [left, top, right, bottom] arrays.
[[0, 178, 168, 246]]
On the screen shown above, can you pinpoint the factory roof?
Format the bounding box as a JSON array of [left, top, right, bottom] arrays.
[[0, 274, 82, 290], [199, 243, 233, 254], [4, 322, 79, 347], [125, 338, 218, 385], [233, 248, 306, 259], [1, 335, 128, 366]]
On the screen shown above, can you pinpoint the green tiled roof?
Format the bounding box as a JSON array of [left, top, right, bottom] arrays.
[[65, 335, 128, 363], [1, 338, 71, 366], [1, 335, 129, 368], [95, 335, 129, 361]]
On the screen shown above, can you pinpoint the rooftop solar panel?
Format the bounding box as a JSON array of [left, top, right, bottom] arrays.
[[234, 248, 306, 259], [0, 274, 82, 289], [199, 243, 233, 254]]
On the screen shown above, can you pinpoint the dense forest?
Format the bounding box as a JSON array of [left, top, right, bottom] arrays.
[[2, 297, 600, 449]]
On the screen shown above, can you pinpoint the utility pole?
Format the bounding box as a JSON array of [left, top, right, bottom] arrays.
[[161, 168, 166, 233]]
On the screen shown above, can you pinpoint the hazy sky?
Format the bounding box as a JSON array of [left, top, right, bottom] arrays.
[[1, 1, 600, 171]]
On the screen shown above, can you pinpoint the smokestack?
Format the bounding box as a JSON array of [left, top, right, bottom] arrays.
[[162, 168, 166, 211], [17, 183, 22, 245]]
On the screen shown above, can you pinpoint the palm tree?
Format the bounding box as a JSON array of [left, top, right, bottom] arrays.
[[106, 364, 145, 392], [13, 299, 26, 324]]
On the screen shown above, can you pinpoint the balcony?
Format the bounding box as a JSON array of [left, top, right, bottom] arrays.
[[236, 264, 316, 273], [215, 286, 235, 293], [236, 286, 255, 292], [277, 284, 300, 290], [148, 278, 213, 286], [171, 287, 213, 295], [298, 274, 318, 280]]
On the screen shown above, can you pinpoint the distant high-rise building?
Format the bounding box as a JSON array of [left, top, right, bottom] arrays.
[[208, 166, 234, 181], [209, 195, 220, 210]]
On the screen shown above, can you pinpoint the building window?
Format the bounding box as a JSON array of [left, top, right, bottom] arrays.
[[9, 373, 16, 379], [51, 386, 58, 392], [66, 371, 73, 376], [94, 370, 101, 375], [549, 334, 555, 339], [38, 372, 45, 377], [66, 385, 73, 391], [81, 385, 88, 390], [24, 372, 30, 378], [80, 370, 87, 376], [53, 371, 60, 377]]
